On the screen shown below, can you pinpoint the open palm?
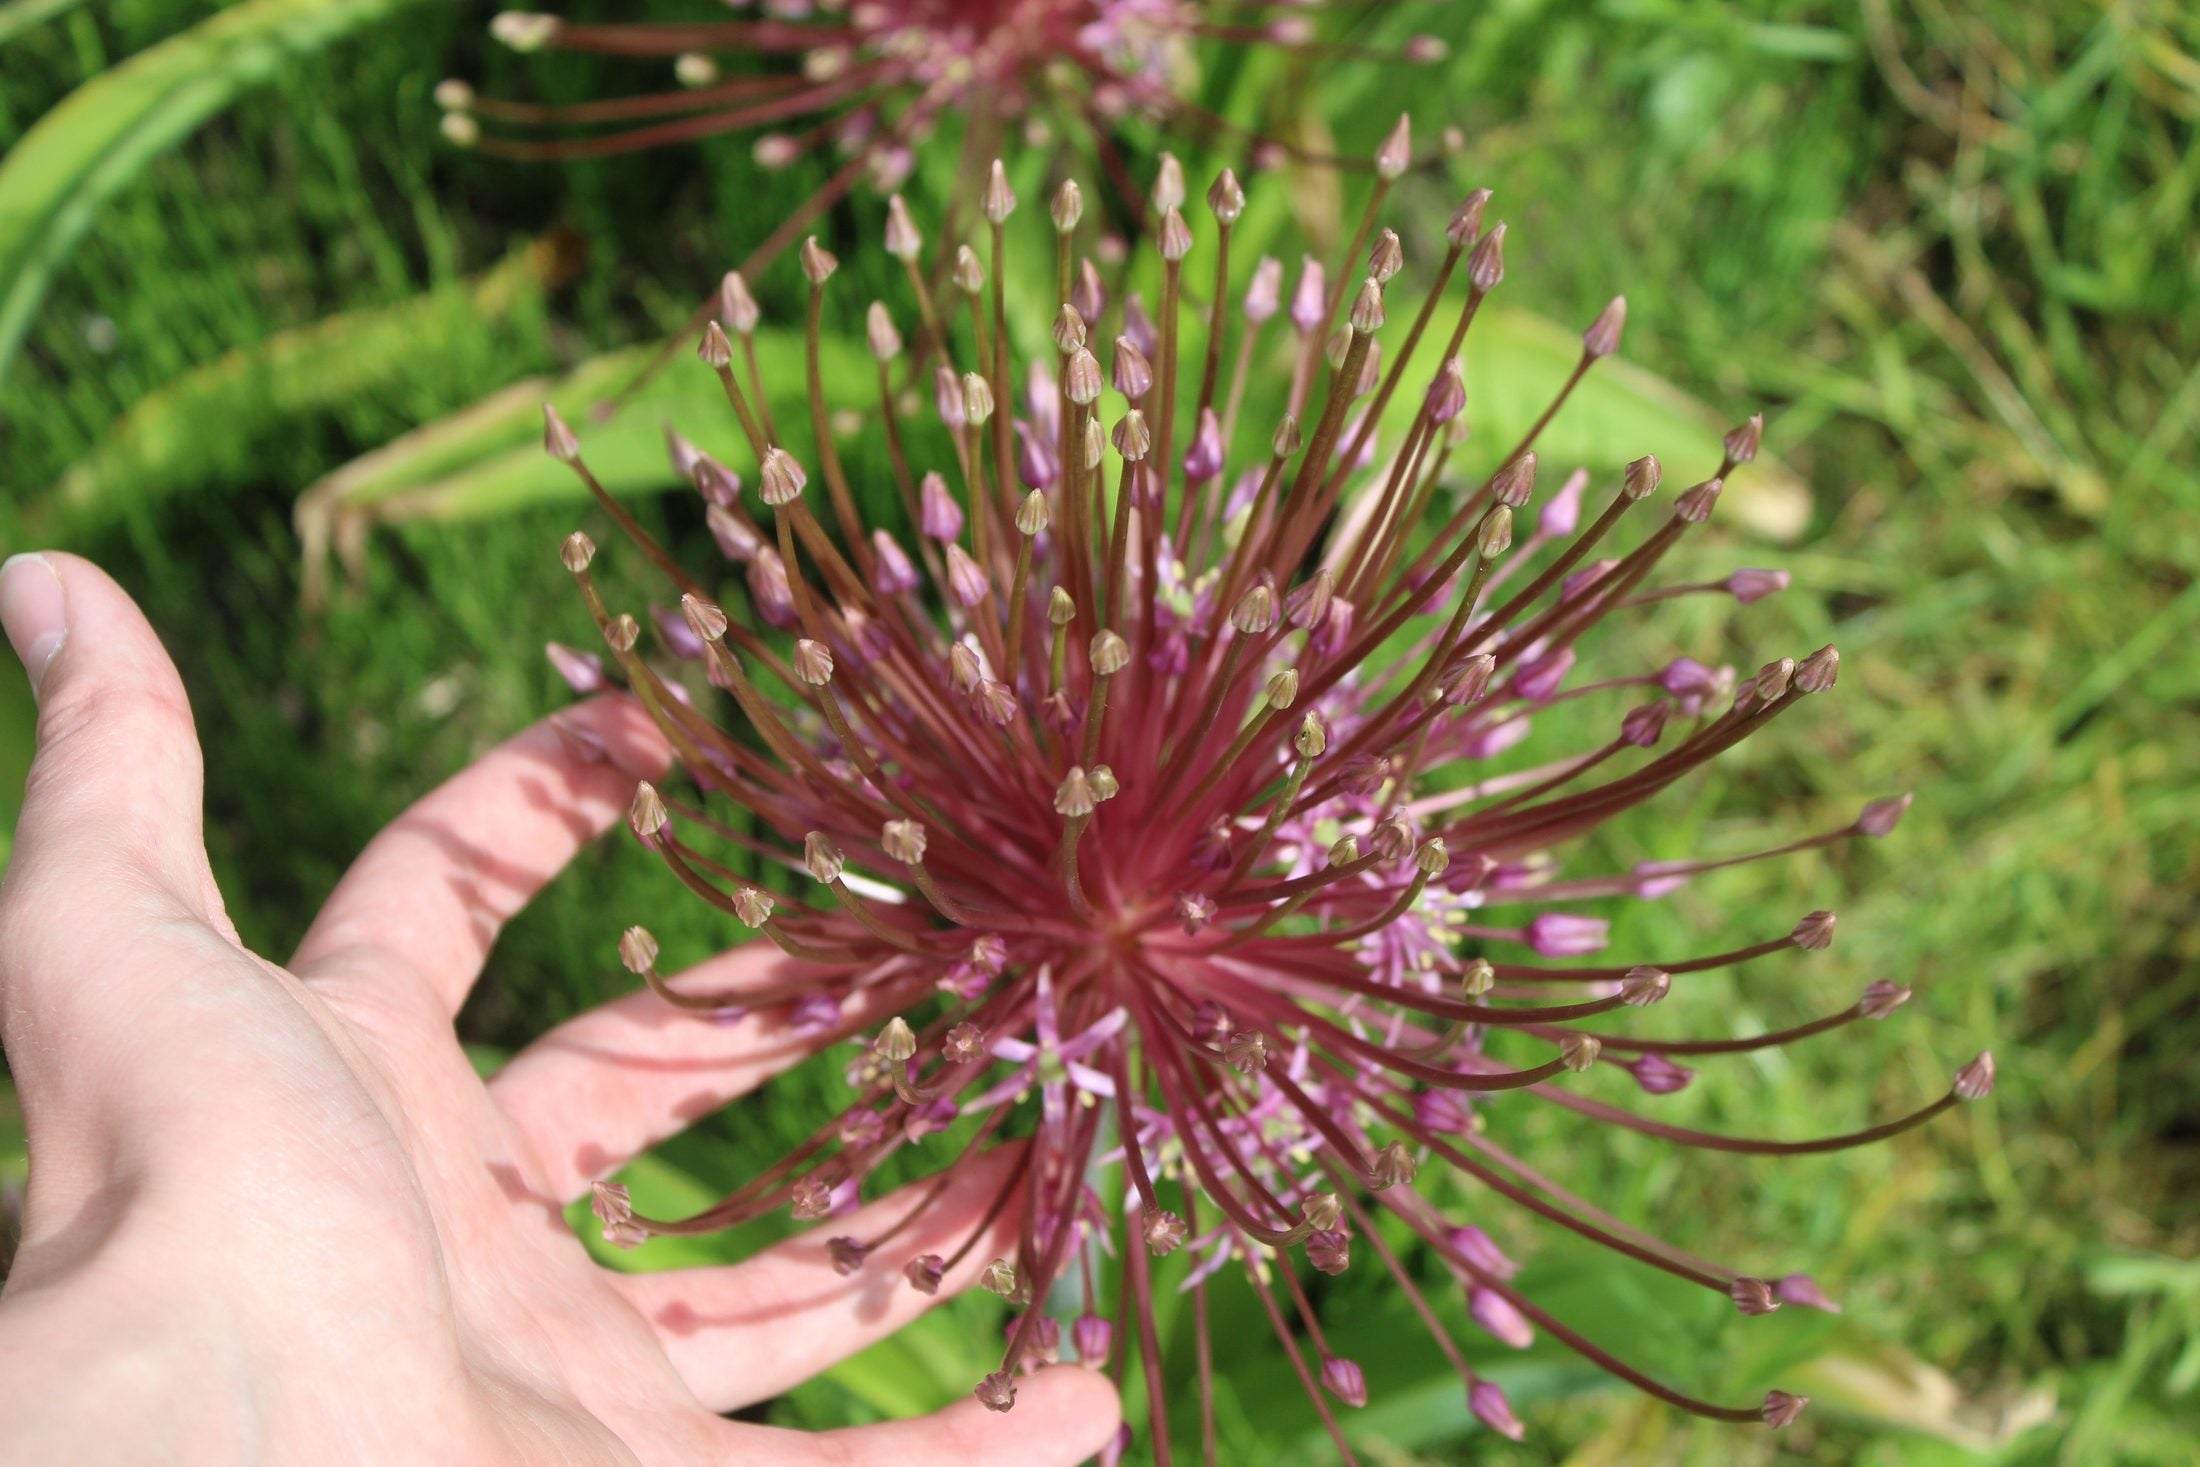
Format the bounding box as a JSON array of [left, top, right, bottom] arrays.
[[0, 553, 1119, 1463]]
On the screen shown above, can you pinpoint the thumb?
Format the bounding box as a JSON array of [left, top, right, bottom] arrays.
[[0, 552, 223, 945]]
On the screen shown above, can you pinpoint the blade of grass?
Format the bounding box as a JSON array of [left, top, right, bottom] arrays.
[[0, 0, 427, 384]]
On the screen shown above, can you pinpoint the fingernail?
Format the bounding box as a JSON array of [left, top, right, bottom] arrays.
[[0, 553, 68, 695]]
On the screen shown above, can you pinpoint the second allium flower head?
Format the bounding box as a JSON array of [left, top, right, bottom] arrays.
[[543, 131, 1990, 1453]]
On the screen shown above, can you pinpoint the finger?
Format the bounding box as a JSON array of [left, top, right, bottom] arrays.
[[0, 552, 219, 927], [290, 692, 668, 1017], [805, 1365, 1121, 1467], [616, 1145, 1033, 1412], [491, 943, 908, 1202]]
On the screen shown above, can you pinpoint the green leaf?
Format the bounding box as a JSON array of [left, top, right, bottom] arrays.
[[1393, 304, 1812, 541], [0, 0, 88, 48], [0, 0, 428, 384], [293, 326, 873, 602], [42, 238, 561, 539]]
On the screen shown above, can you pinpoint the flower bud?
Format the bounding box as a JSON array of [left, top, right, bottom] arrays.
[[1623, 453, 1662, 500], [1468, 222, 1507, 291], [1152, 152, 1185, 212], [561, 530, 597, 573], [1582, 295, 1626, 359], [794, 638, 834, 686], [799, 236, 838, 285], [1293, 712, 1327, 759], [1559, 1033, 1602, 1072], [865, 301, 902, 361], [1954, 1051, 1996, 1101], [542, 403, 581, 462], [882, 819, 927, 864], [1207, 167, 1245, 223], [617, 925, 658, 974], [1375, 113, 1411, 180], [1050, 178, 1083, 233], [1159, 208, 1193, 262], [803, 832, 845, 883], [1620, 965, 1671, 1006], [981, 158, 1015, 224], [759, 447, 807, 505], [884, 194, 922, 260], [720, 270, 760, 334]]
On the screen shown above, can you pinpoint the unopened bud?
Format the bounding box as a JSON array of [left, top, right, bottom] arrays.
[[1375, 114, 1412, 180], [1016, 489, 1051, 537], [561, 530, 597, 573], [1159, 208, 1193, 262], [1724, 413, 1764, 465], [1112, 410, 1151, 461], [1050, 178, 1083, 233], [979, 1258, 1023, 1300], [1294, 713, 1327, 759], [1349, 277, 1386, 335], [1090, 630, 1129, 676], [1468, 222, 1507, 291], [1560, 1033, 1602, 1071], [799, 237, 838, 285], [881, 819, 927, 864], [760, 447, 807, 505], [1623, 454, 1662, 500], [1582, 296, 1626, 358], [981, 158, 1015, 224], [1791, 909, 1836, 950], [1795, 644, 1840, 693], [698, 320, 733, 370], [1855, 792, 1912, 837], [542, 404, 581, 462], [1232, 580, 1278, 634], [1447, 188, 1492, 247], [866, 301, 903, 361], [1415, 838, 1450, 877], [1731, 1276, 1781, 1316], [680, 593, 728, 643], [1055, 767, 1096, 818], [731, 887, 774, 927], [884, 195, 922, 260], [1620, 965, 1671, 1006], [720, 271, 760, 334], [1368, 229, 1404, 284], [628, 782, 669, 841], [874, 1016, 917, 1063], [1053, 303, 1088, 353], [1152, 153, 1185, 212], [1477, 505, 1515, 557], [1954, 1051, 1996, 1101], [1207, 167, 1245, 223], [1459, 958, 1495, 996], [1859, 980, 1911, 1018], [618, 926, 658, 974], [1675, 477, 1723, 523], [1265, 668, 1299, 708], [794, 638, 834, 686], [961, 372, 995, 426]]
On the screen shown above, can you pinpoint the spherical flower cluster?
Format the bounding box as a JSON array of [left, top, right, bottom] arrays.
[[539, 133, 1989, 1453]]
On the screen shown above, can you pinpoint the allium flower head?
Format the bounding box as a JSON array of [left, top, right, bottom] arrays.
[[541, 138, 1987, 1450], [445, 1, 1443, 200]]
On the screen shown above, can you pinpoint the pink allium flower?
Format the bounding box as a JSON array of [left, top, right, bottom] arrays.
[[541, 144, 1987, 1450]]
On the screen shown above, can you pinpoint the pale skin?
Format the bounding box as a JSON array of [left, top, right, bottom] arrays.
[[0, 553, 1121, 1462]]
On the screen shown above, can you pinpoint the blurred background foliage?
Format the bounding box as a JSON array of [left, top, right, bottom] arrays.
[[2, 0, 2197, 1461]]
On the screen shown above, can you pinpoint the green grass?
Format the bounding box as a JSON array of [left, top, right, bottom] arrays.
[[3, 0, 2197, 1461]]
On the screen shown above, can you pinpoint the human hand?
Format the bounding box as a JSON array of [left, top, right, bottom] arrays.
[[0, 552, 1119, 1463]]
